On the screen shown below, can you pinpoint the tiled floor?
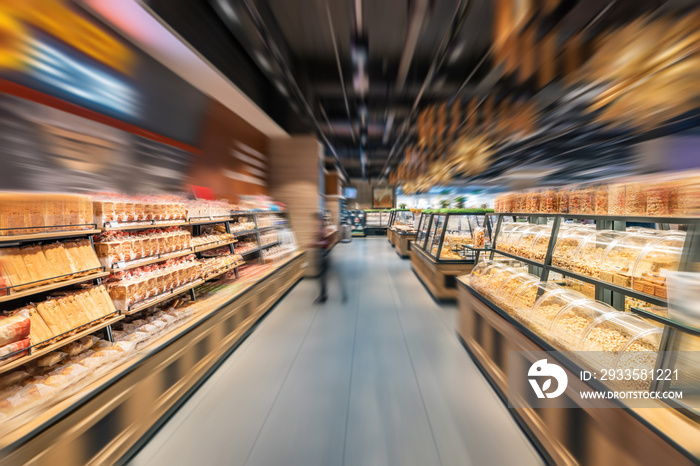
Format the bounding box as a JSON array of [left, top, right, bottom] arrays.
[[131, 238, 542, 466]]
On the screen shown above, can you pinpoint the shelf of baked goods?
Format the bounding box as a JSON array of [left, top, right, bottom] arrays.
[[0, 270, 110, 303], [118, 279, 204, 316], [0, 285, 122, 374], [0, 313, 123, 375], [0, 238, 109, 302], [193, 239, 236, 253], [0, 226, 101, 244]]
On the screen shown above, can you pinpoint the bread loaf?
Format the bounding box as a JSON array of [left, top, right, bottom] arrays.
[[0, 314, 30, 346]]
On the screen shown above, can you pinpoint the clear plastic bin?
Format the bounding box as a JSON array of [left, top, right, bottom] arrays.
[[630, 235, 685, 298], [529, 289, 589, 338], [599, 234, 657, 288], [572, 230, 627, 278], [551, 227, 596, 270], [551, 300, 619, 350], [512, 281, 561, 320], [493, 272, 539, 314]]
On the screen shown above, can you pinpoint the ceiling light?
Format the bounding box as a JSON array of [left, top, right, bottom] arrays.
[[255, 51, 272, 72], [217, 0, 239, 22]]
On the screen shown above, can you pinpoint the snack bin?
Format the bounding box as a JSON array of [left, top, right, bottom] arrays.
[[599, 234, 657, 288], [572, 230, 627, 278], [528, 289, 589, 339], [550, 300, 620, 351]]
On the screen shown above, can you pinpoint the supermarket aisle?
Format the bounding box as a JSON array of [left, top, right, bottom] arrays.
[[131, 238, 542, 466]]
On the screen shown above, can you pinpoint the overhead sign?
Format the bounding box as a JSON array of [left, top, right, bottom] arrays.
[[0, 0, 133, 75]]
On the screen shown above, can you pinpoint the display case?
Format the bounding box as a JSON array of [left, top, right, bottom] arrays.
[[389, 209, 415, 230], [344, 210, 365, 237], [459, 209, 700, 465], [415, 212, 431, 249], [409, 210, 495, 300], [364, 210, 390, 228], [415, 211, 494, 262]]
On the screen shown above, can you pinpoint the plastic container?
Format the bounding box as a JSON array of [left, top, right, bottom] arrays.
[[495, 223, 529, 254], [551, 227, 596, 270], [493, 272, 539, 314], [573, 230, 627, 278], [558, 188, 570, 214], [484, 267, 521, 301], [542, 189, 559, 214], [599, 234, 657, 288], [551, 300, 619, 350], [608, 183, 626, 215], [512, 281, 561, 320], [595, 184, 609, 215], [624, 181, 647, 216], [630, 235, 684, 298], [529, 289, 589, 338], [513, 224, 550, 259], [469, 261, 507, 294]]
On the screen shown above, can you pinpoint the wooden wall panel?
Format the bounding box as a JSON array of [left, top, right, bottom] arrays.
[[191, 99, 269, 202]]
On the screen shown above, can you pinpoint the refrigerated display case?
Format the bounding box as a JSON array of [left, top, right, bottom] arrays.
[[364, 210, 390, 235]]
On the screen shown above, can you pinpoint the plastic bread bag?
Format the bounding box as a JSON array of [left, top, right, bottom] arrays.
[[0, 370, 30, 389], [111, 340, 137, 353], [36, 351, 68, 368], [43, 374, 73, 389]]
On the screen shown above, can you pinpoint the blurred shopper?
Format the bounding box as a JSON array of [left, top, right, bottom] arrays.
[[313, 212, 346, 304]]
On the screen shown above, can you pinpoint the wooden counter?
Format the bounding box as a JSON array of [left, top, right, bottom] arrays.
[[394, 231, 416, 258], [410, 244, 474, 300]]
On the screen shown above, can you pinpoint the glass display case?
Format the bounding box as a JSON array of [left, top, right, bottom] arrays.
[[495, 222, 530, 255], [470, 261, 509, 295], [416, 213, 432, 249], [414, 211, 494, 262], [427, 215, 446, 256], [390, 209, 416, 231], [364, 210, 390, 228], [344, 210, 365, 236]]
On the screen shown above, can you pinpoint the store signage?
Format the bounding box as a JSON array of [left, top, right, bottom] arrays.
[[0, 0, 133, 75], [23, 37, 138, 116]]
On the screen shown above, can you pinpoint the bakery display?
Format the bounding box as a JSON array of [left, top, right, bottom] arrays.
[[93, 228, 192, 267], [0, 240, 102, 292], [0, 193, 94, 236], [229, 217, 256, 233], [91, 194, 187, 226], [106, 256, 201, 309]]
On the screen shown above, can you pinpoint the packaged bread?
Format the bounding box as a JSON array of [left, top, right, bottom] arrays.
[[7, 305, 54, 345], [0, 248, 33, 288], [42, 243, 74, 278], [36, 299, 65, 337], [0, 370, 30, 389], [0, 314, 31, 346], [36, 351, 68, 368], [0, 338, 30, 364], [20, 245, 56, 284], [61, 335, 99, 356]]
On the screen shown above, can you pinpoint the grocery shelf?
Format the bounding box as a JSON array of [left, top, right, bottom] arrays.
[[202, 262, 244, 281], [230, 210, 285, 215], [0, 312, 124, 375], [631, 307, 700, 336], [108, 248, 195, 271], [548, 265, 667, 307], [121, 279, 205, 315], [256, 226, 279, 232], [0, 270, 110, 303], [238, 247, 261, 256], [260, 241, 279, 249], [193, 239, 237, 253], [498, 212, 700, 224], [0, 228, 101, 244], [489, 249, 544, 267], [187, 216, 233, 225], [101, 220, 188, 231], [232, 229, 259, 237]]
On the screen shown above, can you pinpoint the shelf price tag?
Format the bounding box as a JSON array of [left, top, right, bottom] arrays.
[[117, 261, 126, 269], [109, 221, 119, 228]]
